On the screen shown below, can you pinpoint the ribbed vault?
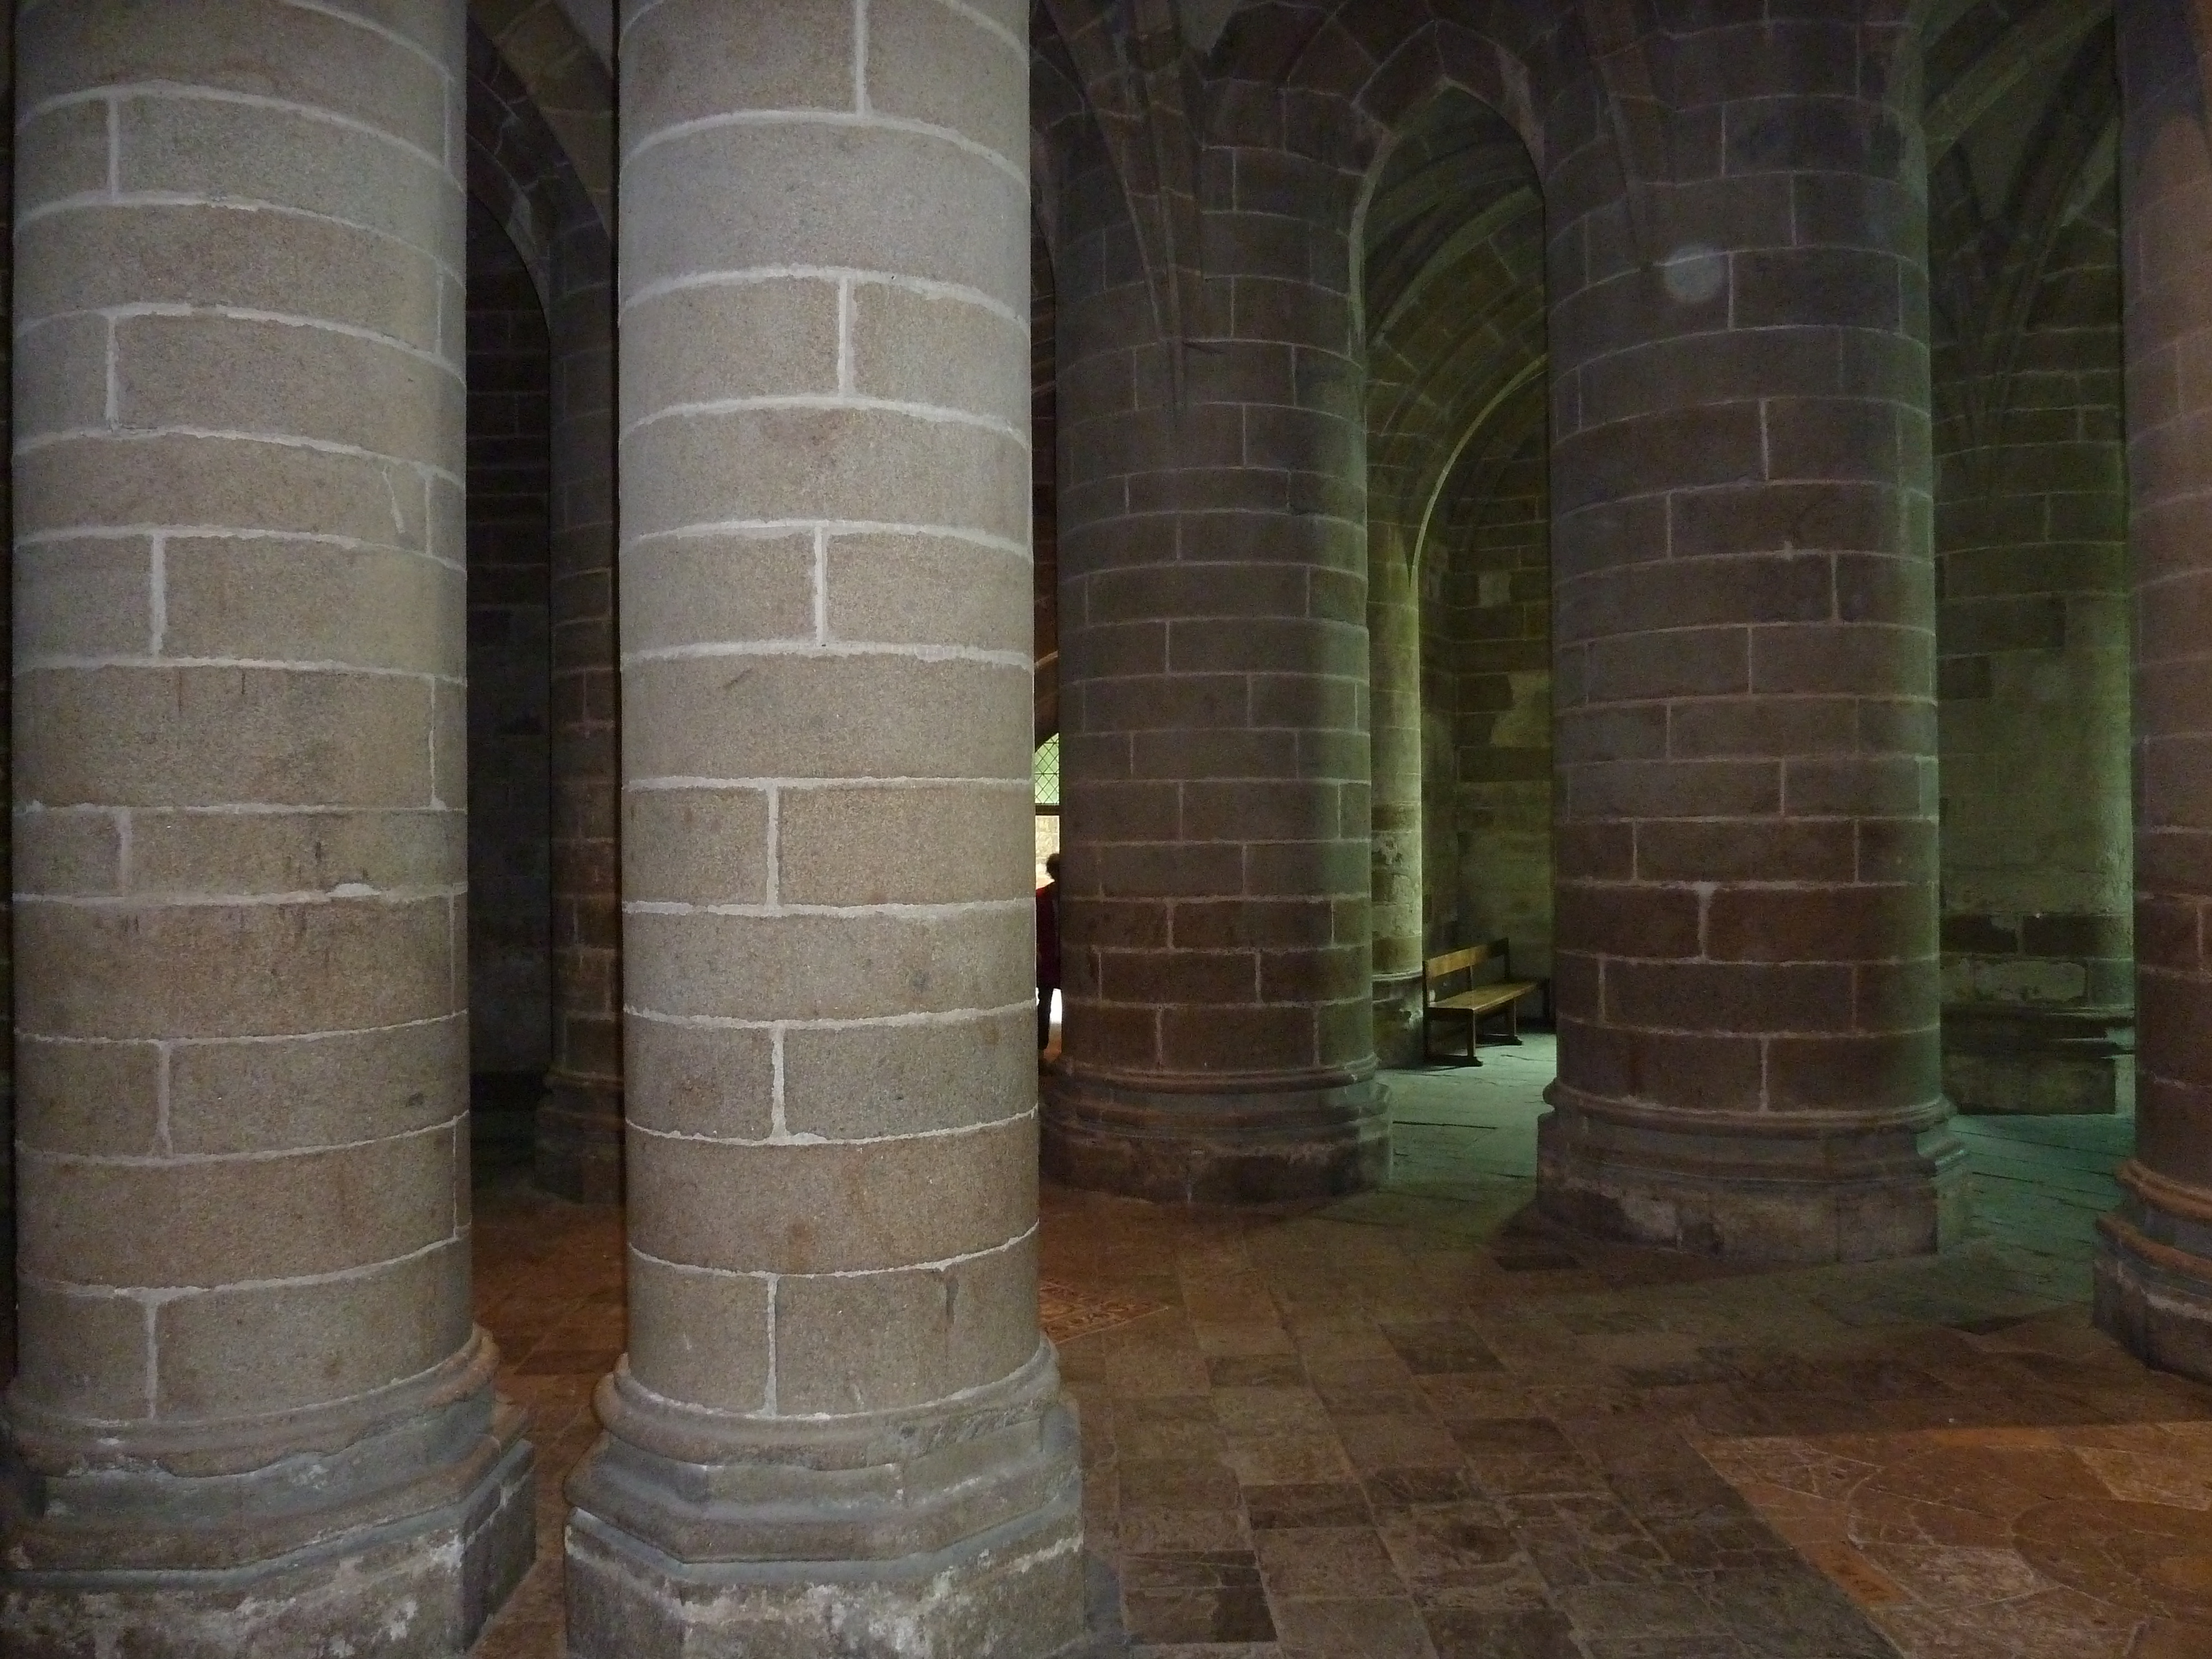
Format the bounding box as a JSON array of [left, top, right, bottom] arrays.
[[1365, 90, 1545, 556]]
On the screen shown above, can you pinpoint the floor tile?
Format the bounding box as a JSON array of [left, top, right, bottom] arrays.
[[1255, 1527, 1407, 1599], [1273, 1598, 1438, 1659], [465, 1039, 2211, 1659]]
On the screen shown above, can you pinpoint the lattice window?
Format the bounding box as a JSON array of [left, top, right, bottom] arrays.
[[1032, 733, 1060, 811]]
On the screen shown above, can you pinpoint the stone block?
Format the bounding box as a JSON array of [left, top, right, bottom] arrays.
[[164, 1015, 467, 1153], [17, 892, 457, 1039], [153, 1239, 471, 1418], [865, 0, 1027, 168], [620, 122, 1026, 311], [626, 1114, 1037, 1275], [19, 1123, 456, 1287], [15, 100, 110, 214], [27, 0, 447, 127], [1043, 1070, 1386, 1202], [622, 787, 770, 905], [625, 1259, 773, 1415], [621, 278, 839, 413], [781, 1006, 1037, 1139], [20, 431, 432, 550], [774, 1237, 1040, 1413], [623, 905, 1030, 1022], [619, 532, 816, 655], [620, 402, 1027, 544], [624, 655, 1028, 784], [162, 538, 462, 676], [620, 0, 852, 124], [116, 312, 460, 466]]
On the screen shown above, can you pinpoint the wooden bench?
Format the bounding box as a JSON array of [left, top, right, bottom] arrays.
[[1423, 940, 1542, 1064]]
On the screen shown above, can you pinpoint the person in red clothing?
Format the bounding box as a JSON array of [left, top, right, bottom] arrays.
[[1036, 852, 1061, 1052]]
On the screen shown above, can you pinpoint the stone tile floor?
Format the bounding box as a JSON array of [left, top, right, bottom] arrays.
[[469, 1038, 2212, 1657]]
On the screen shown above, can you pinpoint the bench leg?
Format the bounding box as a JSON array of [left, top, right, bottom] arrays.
[[1422, 1009, 1484, 1066]]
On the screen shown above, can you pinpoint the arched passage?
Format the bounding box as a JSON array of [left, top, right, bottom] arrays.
[[1361, 88, 1547, 1063], [463, 197, 556, 1166], [1927, 8, 2132, 1115], [466, 20, 620, 1197]]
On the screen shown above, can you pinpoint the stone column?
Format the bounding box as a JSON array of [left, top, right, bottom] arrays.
[[1, 2, 534, 1652], [2096, 0, 2212, 1380], [1045, 143, 1384, 1202], [563, 2, 1084, 1653], [538, 203, 623, 1202], [1537, 8, 1968, 1260], [0, 3, 15, 1395], [1370, 524, 1426, 1066]]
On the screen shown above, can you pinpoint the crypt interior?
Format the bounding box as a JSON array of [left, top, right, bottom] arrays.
[[5, 1, 2212, 1656]]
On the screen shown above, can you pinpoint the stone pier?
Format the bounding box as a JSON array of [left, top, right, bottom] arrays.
[[561, 2, 1086, 1652], [2095, 0, 2212, 1381], [1536, 3, 1968, 1260], [1, 2, 533, 1652], [1044, 66, 1384, 1202]]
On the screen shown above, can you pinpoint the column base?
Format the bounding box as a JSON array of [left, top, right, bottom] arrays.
[[2095, 1162, 2212, 1384], [567, 1484, 1084, 1659], [1, 1340, 534, 1658], [565, 1344, 1086, 1659], [1042, 1065, 1388, 1202], [1373, 973, 1425, 1069], [538, 1071, 624, 1202], [1943, 1004, 2131, 1115], [1536, 1086, 1969, 1262]]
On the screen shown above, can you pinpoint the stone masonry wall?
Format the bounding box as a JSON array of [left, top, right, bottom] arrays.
[[466, 201, 554, 1152], [1426, 404, 1553, 983], [1034, 218, 1059, 737], [1933, 144, 2132, 1112]]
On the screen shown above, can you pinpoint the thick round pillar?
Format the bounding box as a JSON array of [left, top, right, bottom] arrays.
[[0, 5, 15, 1398], [0, 3, 534, 1652], [538, 204, 623, 1202], [1536, 11, 1967, 1261], [1370, 524, 1426, 1066], [562, 3, 1084, 1655], [2096, 0, 2212, 1381], [1044, 145, 1384, 1202]]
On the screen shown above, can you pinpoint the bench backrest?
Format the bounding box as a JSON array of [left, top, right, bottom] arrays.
[[1425, 940, 1511, 999]]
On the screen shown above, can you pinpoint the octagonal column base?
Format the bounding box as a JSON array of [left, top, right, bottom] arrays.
[[1537, 1086, 1969, 1262]]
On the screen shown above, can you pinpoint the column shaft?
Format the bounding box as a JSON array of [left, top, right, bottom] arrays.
[[2095, 0, 2212, 1380], [1537, 8, 1967, 1260], [1, 2, 532, 1651], [564, 2, 1083, 1653], [1045, 137, 1384, 1202], [1369, 525, 1425, 1066], [0, 3, 14, 1395]]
